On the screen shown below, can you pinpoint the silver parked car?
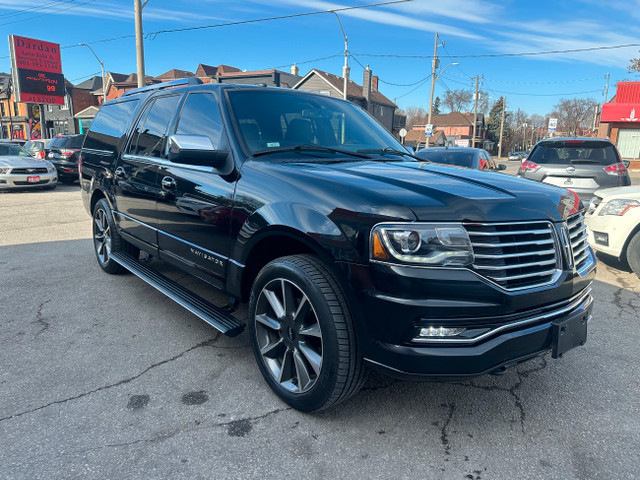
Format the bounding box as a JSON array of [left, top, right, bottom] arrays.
[[0, 143, 58, 190], [517, 137, 631, 205]]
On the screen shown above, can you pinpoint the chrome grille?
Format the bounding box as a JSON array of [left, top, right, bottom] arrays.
[[464, 221, 559, 290], [567, 212, 589, 271], [10, 167, 48, 174]]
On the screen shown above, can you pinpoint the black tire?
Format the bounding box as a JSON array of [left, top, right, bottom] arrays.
[[92, 198, 139, 274], [60, 177, 76, 184], [626, 230, 640, 279], [248, 254, 367, 412]]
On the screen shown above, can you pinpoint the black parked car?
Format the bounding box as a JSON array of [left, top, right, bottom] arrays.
[[46, 134, 85, 183], [415, 147, 506, 172], [81, 79, 595, 411]]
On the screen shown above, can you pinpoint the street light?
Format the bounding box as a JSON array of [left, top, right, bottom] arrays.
[[329, 10, 349, 100], [425, 61, 458, 147], [78, 43, 106, 103]]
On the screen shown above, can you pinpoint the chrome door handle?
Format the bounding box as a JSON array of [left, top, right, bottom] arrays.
[[161, 176, 176, 190], [114, 166, 125, 179]]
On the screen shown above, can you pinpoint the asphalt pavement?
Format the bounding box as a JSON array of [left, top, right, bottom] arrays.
[[1, 183, 639, 480]]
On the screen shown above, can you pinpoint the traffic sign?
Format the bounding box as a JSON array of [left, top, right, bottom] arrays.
[[548, 118, 558, 131], [425, 124, 433, 136], [399, 128, 407, 138]]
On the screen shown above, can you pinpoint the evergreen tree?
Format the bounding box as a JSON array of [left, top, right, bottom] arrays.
[[432, 96, 441, 115]]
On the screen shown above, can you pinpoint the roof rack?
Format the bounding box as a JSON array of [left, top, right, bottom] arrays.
[[122, 77, 203, 97]]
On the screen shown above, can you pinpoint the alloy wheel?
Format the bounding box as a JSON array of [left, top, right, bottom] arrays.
[[254, 278, 323, 394], [93, 208, 112, 264]]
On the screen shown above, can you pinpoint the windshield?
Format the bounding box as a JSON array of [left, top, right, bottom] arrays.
[[0, 144, 31, 157], [227, 90, 405, 156], [24, 141, 44, 152], [529, 141, 620, 165], [415, 149, 476, 168]]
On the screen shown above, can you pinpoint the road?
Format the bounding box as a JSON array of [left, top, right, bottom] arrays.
[[1, 183, 639, 480]]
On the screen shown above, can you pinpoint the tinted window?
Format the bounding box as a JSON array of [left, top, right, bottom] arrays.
[[175, 93, 226, 150], [47, 137, 62, 148], [529, 141, 620, 166], [0, 145, 30, 157], [415, 149, 476, 168], [130, 95, 180, 158], [24, 141, 44, 152], [66, 135, 85, 148], [85, 100, 139, 153]]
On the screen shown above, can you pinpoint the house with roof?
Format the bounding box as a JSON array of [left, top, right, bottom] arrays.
[[195, 64, 243, 83], [404, 129, 447, 149], [103, 72, 160, 101], [292, 67, 404, 134], [422, 111, 490, 149]]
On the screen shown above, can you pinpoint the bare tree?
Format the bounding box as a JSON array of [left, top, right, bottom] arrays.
[[550, 98, 598, 136], [442, 89, 473, 112], [404, 106, 428, 129], [629, 55, 640, 73]]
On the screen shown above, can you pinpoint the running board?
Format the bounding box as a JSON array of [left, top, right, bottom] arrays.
[[109, 252, 245, 337]]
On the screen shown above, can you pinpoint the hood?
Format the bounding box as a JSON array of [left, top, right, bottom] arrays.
[[594, 185, 640, 201], [0, 156, 53, 169], [270, 160, 578, 223]]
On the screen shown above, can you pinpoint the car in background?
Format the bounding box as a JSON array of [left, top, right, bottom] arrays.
[[517, 138, 631, 205], [24, 139, 50, 159], [508, 151, 528, 161], [586, 186, 640, 278], [0, 143, 57, 190], [415, 147, 507, 172], [45, 134, 85, 184]]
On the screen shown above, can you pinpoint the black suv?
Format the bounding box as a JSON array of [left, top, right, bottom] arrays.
[[80, 78, 596, 411], [46, 134, 85, 183]]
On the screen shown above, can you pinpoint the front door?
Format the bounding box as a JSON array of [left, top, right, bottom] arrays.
[[113, 94, 181, 247], [155, 91, 236, 289]]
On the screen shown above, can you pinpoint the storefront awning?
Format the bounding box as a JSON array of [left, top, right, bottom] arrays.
[[601, 103, 640, 123]]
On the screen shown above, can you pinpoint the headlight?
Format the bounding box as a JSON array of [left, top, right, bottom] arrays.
[[598, 199, 640, 216], [371, 223, 474, 266], [47, 167, 56, 173], [0, 168, 10, 174]]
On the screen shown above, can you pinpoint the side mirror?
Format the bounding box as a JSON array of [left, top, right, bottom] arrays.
[[167, 134, 229, 169], [498, 164, 507, 171], [623, 160, 630, 168]]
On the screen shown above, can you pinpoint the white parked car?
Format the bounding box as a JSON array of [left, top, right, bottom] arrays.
[[585, 186, 640, 278], [0, 143, 58, 190]]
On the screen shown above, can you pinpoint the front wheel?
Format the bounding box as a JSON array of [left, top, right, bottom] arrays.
[[626, 231, 640, 279], [248, 255, 366, 412]]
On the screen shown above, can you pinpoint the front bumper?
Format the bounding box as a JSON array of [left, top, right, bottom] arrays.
[[586, 210, 639, 258], [0, 172, 57, 189], [363, 287, 593, 379]]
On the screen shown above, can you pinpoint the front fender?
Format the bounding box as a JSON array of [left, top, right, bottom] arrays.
[[232, 202, 360, 264]]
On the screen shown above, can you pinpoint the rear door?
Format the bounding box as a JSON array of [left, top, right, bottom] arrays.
[[113, 94, 181, 247], [155, 91, 236, 289]]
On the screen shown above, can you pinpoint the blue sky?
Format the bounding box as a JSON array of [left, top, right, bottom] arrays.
[[1, 0, 639, 116]]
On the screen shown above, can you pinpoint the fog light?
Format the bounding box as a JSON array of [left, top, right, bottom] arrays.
[[418, 326, 466, 338], [593, 231, 609, 246]]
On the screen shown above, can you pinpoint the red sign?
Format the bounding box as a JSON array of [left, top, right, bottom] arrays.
[[601, 103, 640, 123], [9, 35, 65, 105]]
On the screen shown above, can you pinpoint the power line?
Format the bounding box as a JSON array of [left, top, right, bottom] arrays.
[[0, 0, 77, 19], [0, 0, 98, 26], [440, 75, 602, 97], [352, 42, 640, 59], [272, 52, 344, 70]]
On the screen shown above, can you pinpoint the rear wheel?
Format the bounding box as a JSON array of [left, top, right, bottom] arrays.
[[60, 177, 76, 184], [626, 231, 640, 279], [248, 254, 366, 412], [92, 198, 138, 274]]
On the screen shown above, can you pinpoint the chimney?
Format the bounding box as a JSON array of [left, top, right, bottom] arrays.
[[363, 65, 372, 107], [372, 75, 379, 91], [291, 63, 299, 76]]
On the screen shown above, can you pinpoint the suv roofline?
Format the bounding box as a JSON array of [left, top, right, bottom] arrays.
[[536, 137, 613, 143]]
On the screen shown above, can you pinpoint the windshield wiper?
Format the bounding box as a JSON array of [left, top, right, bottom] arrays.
[[253, 144, 371, 159], [356, 147, 424, 162]]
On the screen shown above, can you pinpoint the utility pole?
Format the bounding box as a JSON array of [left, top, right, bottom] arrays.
[[330, 11, 349, 100], [498, 97, 506, 158], [604, 73, 610, 103], [134, 0, 148, 88], [7, 77, 13, 139], [426, 32, 439, 148], [471, 75, 481, 149]]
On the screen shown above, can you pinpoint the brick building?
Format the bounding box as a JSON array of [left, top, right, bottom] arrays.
[[599, 81, 640, 169]]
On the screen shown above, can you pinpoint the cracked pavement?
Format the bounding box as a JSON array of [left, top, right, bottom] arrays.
[[1, 184, 639, 480]]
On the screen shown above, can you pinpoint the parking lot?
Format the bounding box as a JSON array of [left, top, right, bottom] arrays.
[[1, 181, 639, 480]]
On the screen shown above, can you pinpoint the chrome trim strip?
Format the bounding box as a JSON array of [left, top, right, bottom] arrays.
[[470, 238, 554, 248], [113, 211, 245, 268], [463, 220, 552, 227], [466, 268, 563, 292], [467, 228, 551, 236], [569, 224, 587, 236], [473, 249, 556, 259], [412, 287, 593, 344], [475, 259, 556, 271], [121, 153, 216, 173], [571, 233, 588, 248], [484, 268, 557, 282], [114, 211, 159, 231]]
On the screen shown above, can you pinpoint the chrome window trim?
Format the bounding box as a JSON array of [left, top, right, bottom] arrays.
[[121, 153, 216, 173], [413, 286, 592, 345]]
